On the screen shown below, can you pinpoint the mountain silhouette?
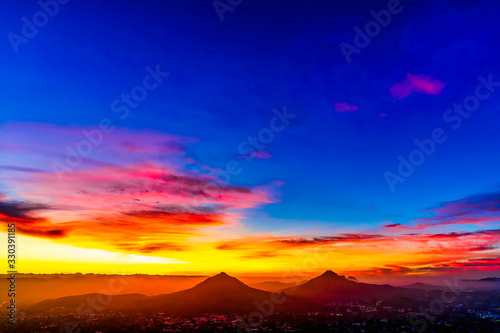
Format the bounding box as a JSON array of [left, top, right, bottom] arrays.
[[347, 276, 360, 283], [403, 282, 446, 290], [32, 271, 428, 314], [250, 280, 304, 291], [32, 293, 148, 312], [479, 277, 500, 281], [283, 270, 414, 302], [137, 272, 285, 314]]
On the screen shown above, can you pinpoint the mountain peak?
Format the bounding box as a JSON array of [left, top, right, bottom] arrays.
[[193, 272, 247, 291], [347, 276, 360, 283], [321, 270, 341, 278], [209, 272, 237, 282], [480, 276, 500, 281]]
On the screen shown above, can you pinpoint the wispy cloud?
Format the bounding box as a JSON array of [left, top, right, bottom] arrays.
[[333, 101, 359, 112], [236, 150, 272, 160], [345, 257, 500, 277], [0, 123, 277, 254], [0, 165, 44, 173], [0, 199, 67, 238], [379, 190, 500, 232], [382, 223, 402, 228], [277, 233, 386, 247]]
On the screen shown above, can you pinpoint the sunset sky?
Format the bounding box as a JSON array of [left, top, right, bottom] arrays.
[[1, 0, 499, 283]]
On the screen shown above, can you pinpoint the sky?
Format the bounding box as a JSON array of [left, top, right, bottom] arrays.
[[0, 0, 499, 283]]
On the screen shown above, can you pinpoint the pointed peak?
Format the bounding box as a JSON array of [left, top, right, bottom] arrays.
[[194, 272, 248, 291], [347, 276, 360, 282], [207, 272, 240, 283], [322, 270, 340, 277], [313, 270, 349, 281]]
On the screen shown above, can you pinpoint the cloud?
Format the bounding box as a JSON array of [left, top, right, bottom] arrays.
[[0, 200, 67, 238], [426, 229, 500, 239], [215, 240, 253, 251], [382, 223, 402, 228], [241, 251, 279, 259], [418, 257, 500, 273], [7, 162, 275, 251], [333, 101, 359, 112], [116, 242, 184, 253], [0, 123, 278, 254], [251, 151, 272, 159], [0, 165, 44, 173], [411, 190, 500, 230], [468, 245, 497, 252], [346, 257, 500, 277], [0, 200, 52, 219], [432, 191, 500, 216], [389, 73, 446, 99], [123, 210, 223, 226], [408, 229, 500, 260], [236, 150, 272, 160], [277, 233, 386, 247], [0, 122, 194, 174], [381, 190, 500, 232], [123, 204, 218, 216]]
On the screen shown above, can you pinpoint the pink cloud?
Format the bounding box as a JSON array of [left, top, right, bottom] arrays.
[[0, 122, 196, 176], [333, 102, 359, 112], [252, 151, 272, 159], [236, 150, 272, 160], [389, 73, 446, 99]]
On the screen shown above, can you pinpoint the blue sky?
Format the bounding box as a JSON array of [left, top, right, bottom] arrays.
[[0, 0, 499, 277]]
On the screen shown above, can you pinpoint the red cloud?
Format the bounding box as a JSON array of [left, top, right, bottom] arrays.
[[389, 73, 446, 99], [0, 209, 67, 239], [346, 257, 500, 277]]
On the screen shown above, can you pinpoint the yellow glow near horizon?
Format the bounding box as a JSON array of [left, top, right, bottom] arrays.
[[1, 230, 491, 281], [0, 232, 190, 274]]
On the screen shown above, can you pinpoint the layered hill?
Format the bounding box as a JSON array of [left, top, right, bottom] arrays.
[[250, 280, 305, 291], [33, 271, 466, 314], [0, 274, 205, 305], [283, 270, 420, 302], [32, 293, 148, 312], [33, 272, 300, 315]]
